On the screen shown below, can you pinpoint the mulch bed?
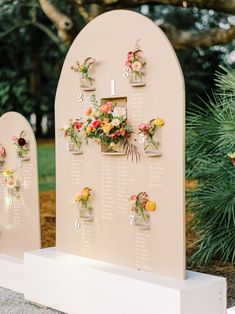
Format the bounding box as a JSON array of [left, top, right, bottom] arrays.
[[40, 190, 235, 307]]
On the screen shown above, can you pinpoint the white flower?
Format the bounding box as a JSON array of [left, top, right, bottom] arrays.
[[63, 122, 70, 130], [111, 118, 121, 127], [113, 107, 126, 118]]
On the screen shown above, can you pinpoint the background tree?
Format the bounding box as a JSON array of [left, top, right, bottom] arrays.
[[1, 0, 235, 136]]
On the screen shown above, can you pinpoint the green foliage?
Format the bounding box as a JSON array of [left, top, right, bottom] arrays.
[[38, 144, 55, 191], [187, 68, 235, 265]]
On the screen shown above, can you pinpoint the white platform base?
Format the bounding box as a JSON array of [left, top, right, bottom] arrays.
[[24, 248, 227, 314], [228, 307, 235, 313], [0, 254, 24, 293]]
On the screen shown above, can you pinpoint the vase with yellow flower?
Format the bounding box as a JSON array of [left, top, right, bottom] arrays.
[[138, 118, 165, 157], [130, 192, 156, 230], [2, 169, 21, 199], [74, 187, 93, 225]]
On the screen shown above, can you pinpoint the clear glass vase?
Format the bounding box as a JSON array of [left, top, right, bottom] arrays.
[[133, 211, 150, 230], [8, 187, 21, 199], [80, 73, 95, 91], [101, 142, 125, 155], [129, 71, 145, 87], [79, 205, 94, 221], [144, 136, 161, 157], [67, 140, 82, 154], [0, 158, 5, 169], [17, 149, 30, 161]]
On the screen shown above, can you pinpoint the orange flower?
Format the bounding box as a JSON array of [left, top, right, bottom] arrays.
[[86, 107, 92, 116]]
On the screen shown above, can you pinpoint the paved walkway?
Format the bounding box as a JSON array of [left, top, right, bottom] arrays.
[[0, 287, 61, 313]]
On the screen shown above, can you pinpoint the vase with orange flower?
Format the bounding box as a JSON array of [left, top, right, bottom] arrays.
[[129, 192, 156, 230], [74, 187, 93, 226]]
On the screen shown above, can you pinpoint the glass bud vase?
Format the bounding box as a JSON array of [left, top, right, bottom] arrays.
[[144, 136, 161, 157], [17, 149, 30, 161], [67, 140, 83, 154], [133, 211, 150, 230], [129, 71, 145, 87], [80, 73, 95, 91], [79, 204, 94, 222], [0, 158, 5, 169]]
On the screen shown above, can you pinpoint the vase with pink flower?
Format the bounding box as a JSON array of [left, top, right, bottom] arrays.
[[0, 144, 6, 169], [125, 43, 146, 87], [138, 118, 165, 157], [13, 131, 30, 161], [71, 57, 96, 91], [2, 169, 21, 199], [129, 192, 156, 230], [61, 119, 84, 154]]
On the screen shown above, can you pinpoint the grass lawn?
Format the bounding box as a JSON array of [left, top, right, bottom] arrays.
[[38, 142, 55, 191]]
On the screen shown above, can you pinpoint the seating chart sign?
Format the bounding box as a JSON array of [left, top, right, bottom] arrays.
[[0, 112, 40, 258], [55, 10, 185, 279]]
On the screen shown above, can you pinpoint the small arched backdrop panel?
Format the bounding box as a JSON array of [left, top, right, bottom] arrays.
[[0, 112, 41, 258], [55, 10, 185, 279]]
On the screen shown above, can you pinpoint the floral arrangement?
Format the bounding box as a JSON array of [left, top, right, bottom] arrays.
[[125, 48, 146, 85], [13, 131, 30, 160], [1, 169, 20, 198], [138, 118, 165, 153], [71, 57, 96, 89], [129, 192, 156, 229], [0, 144, 6, 168], [84, 95, 139, 161], [228, 152, 235, 166], [74, 187, 93, 223], [61, 119, 84, 152]]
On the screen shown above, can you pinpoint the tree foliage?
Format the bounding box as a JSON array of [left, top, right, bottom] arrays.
[[0, 1, 235, 136], [186, 67, 235, 265]]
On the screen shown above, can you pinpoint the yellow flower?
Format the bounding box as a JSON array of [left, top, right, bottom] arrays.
[[86, 126, 92, 134], [82, 188, 91, 201], [145, 200, 156, 211], [2, 169, 13, 177], [154, 118, 165, 127], [75, 194, 82, 201], [102, 123, 113, 134], [119, 128, 125, 136]]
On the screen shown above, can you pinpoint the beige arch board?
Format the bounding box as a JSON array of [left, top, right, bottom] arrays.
[[55, 10, 185, 279], [0, 112, 41, 258]]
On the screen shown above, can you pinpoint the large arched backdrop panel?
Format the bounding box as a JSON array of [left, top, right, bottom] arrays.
[[55, 10, 185, 279]]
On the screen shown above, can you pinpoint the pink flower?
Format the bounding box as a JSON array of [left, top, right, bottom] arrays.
[[74, 121, 83, 131], [92, 120, 101, 128], [127, 51, 134, 61], [138, 123, 150, 132], [130, 195, 137, 201], [232, 158, 235, 166], [131, 61, 142, 72], [6, 178, 16, 189], [0, 146, 6, 157], [100, 102, 112, 113]]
